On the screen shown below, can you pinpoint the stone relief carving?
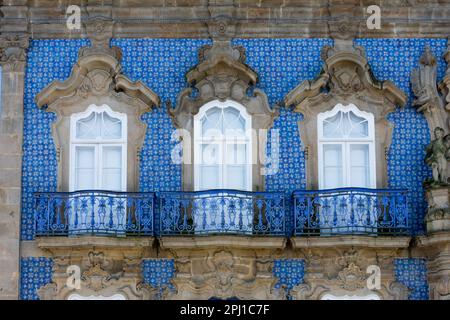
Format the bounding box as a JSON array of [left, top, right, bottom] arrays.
[[38, 250, 157, 300], [284, 31, 407, 189], [412, 46, 449, 135], [170, 21, 277, 191], [290, 249, 409, 300], [34, 17, 160, 192], [424, 127, 450, 186], [0, 33, 29, 72], [167, 249, 280, 300]]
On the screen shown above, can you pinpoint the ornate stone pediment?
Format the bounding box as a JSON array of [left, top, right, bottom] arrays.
[[284, 37, 407, 189], [170, 39, 274, 130], [35, 19, 159, 110]]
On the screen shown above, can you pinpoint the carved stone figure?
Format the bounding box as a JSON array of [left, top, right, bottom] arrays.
[[425, 127, 449, 186]]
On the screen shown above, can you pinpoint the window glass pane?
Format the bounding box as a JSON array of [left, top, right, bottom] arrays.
[[223, 107, 245, 133], [226, 165, 246, 190], [75, 146, 95, 190], [323, 144, 343, 189], [201, 143, 220, 165], [101, 112, 122, 139], [200, 166, 220, 189], [76, 113, 99, 139], [101, 146, 122, 190], [348, 111, 368, 138], [202, 107, 221, 135], [350, 144, 370, 187], [226, 144, 246, 165], [323, 112, 343, 138]]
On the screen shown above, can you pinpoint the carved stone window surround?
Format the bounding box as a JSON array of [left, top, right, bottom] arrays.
[[170, 40, 278, 192], [284, 42, 407, 189], [35, 21, 160, 192]]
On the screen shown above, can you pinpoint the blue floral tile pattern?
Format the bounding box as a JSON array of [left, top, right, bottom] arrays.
[[20, 257, 53, 300], [142, 259, 175, 298], [394, 258, 429, 300], [21, 37, 448, 240], [355, 38, 448, 234], [273, 259, 305, 290], [21, 39, 89, 240]]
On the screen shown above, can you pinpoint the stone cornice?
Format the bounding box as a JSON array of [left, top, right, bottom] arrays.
[[1, 1, 450, 39]]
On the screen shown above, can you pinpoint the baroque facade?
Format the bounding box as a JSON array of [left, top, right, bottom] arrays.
[[1, 0, 450, 300]]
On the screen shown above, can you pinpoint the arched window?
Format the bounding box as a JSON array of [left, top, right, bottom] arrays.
[[194, 100, 252, 191], [70, 104, 127, 191], [318, 103, 376, 189]]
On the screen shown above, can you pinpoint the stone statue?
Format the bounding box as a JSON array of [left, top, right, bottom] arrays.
[[425, 127, 450, 186]]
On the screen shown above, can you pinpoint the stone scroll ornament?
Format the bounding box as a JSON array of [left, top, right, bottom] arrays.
[[412, 46, 450, 186]]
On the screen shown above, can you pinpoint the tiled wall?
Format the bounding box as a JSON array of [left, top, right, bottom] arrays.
[[21, 38, 447, 239], [273, 259, 305, 299], [355, 38, 448, 234], [20, 257, 53, 300], [142, 259, 175, 298], [394, 258, 429, 300]]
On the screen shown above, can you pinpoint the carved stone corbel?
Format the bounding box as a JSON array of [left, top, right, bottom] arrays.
[[284, 29, 407, 189], [34, 18, 160, 192]]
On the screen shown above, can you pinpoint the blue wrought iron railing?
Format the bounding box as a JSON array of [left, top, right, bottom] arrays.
[[158, 189, 286, 236], [293, 188, 410, 236], [34, 190, 155, 236]]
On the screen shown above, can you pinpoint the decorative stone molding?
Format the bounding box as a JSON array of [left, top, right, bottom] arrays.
[[34, 18, 160, 192], [440, 39, 450, 130], [37, 249, 156, 300], [412, 46, 449, 136], [290, 248, 409, 300], [417, 233, 450, 300], [170, 39, 277, 191], [158, 238, 285, 300], [424, 187, 450, 233], [0, 33, 29, 72], [166, 249, 280, 300], [284, 37, 407, 189]]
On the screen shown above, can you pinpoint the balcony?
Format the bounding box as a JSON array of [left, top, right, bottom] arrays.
[[293, 188, 410, 236], [34, 188, 410, 238], [34, 190, 155, 236], [159, 190, 286, 236]]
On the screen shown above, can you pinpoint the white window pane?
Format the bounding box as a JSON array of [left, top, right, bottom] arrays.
[[226, 165, 246, 190], [226, 144, 246, 165], [102, 146, 122, 190], [101, 112, 122, 139], [323, 144, 343, 189], [350, 144, 370, 187], [76, 113, 99, 139], [102, 146, 122, 168], [202, 107, 221, 135], [75, 146, 95, 190], [348, 111, 368, 138], [323, 112, 343, 138], [200, 165, 220, 189], [202, 144, 220, 165], [223, 107, 245, 132]]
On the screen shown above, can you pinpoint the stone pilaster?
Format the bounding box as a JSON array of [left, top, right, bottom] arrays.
[[0, 33, 29, 300]]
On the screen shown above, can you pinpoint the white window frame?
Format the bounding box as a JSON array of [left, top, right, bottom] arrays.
[[69, 104, 127, 192], [193, 99, 252, 191], [317, 103, 376, 189]]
